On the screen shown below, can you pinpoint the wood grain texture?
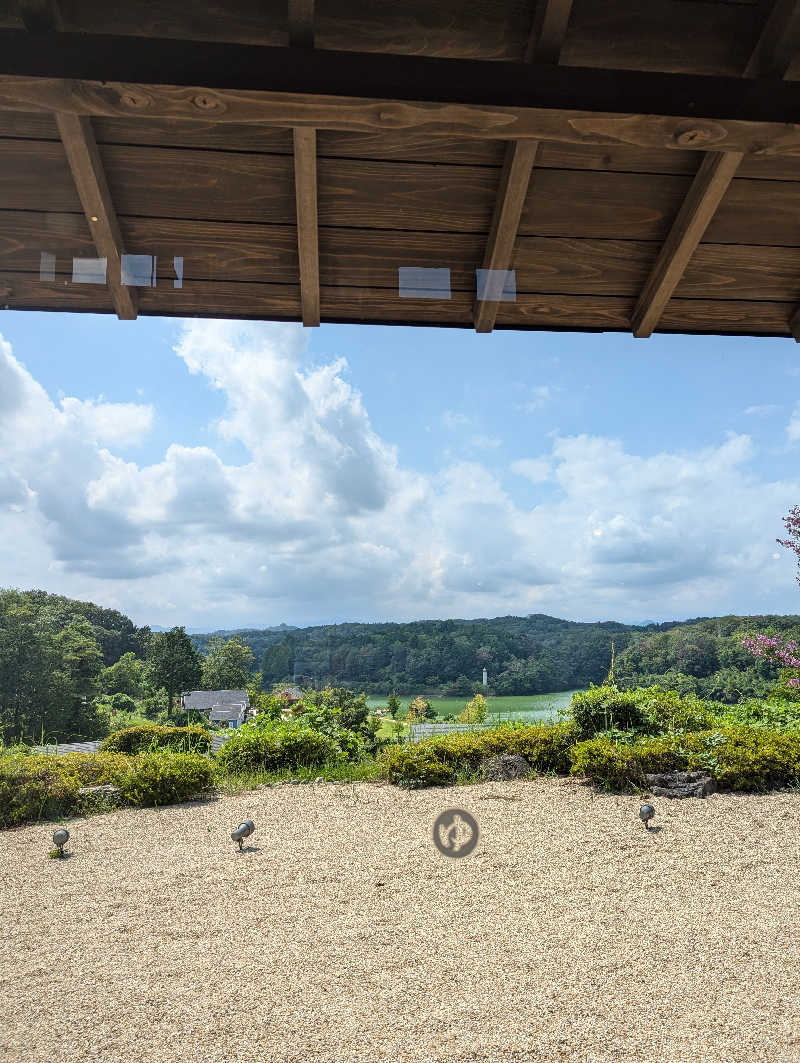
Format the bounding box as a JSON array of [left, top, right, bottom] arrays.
[[474, 140, 538, 332], [293, 126, 320, 325], [525, 0, 574, 64], [744, 0, 800, 78], [0, 271, 792, 336], [55, 113, 137, 319], [17, 0, 63, 33], [632, 151, 743, 337]]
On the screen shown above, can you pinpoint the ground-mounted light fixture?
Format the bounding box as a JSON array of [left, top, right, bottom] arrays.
[[51, 828, 70, 857], [231, 820, 255, 851], [639, 804, 655, 831]]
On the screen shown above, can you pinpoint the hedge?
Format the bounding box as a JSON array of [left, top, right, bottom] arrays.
[[214, 722, 343, 774], [569, 726, 800, 792], [379, 722, 577, 788], [101, 724, 211, 755], [118, 752, 213, 807]]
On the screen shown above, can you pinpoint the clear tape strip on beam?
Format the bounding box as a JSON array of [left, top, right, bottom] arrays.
[[39, 252, 56, 281], [121, 254, 157, 287], [398, 267, 451, 299], [72, 257, 107, 285], [476, 268, 516, 302]]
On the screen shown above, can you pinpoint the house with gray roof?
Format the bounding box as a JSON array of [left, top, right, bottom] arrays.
[[181, 689, 251, 728]]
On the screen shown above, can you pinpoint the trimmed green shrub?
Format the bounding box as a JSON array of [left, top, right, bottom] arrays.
[[101, 724, 211, 755], [117, 752, 213, 807], [379, 722, 577, 788], [569, 685, 647, 737], [379, 745, 456, 788], [635, 686, 719, 733], [569, 727, 800, 792], [57, 751, 132, 785], [215, 722, 343, 774], [0, 755, 81, 829]]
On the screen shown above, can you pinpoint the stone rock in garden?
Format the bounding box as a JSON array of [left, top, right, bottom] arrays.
[[479, 754, 532, 782], [643, 771, 716, 799], [76, 784, 123, 809]]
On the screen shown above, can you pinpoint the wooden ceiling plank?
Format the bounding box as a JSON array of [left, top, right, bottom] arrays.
[[16, 0, 62, 33], [293, 125, 319, 326], [288, 0, 314, 49], [631, 151, 742, 338], [55, 112, 137, 320], [475, 0, 573, 332]]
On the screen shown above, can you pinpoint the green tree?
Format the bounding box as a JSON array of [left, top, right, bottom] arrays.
[[386, 691, 402, 718], [145, 627, 202, 712], [201, 635, 254, 690], [458, 692, 487, 724], [406, 696, 436, 722], [99, 651, 145, 698]]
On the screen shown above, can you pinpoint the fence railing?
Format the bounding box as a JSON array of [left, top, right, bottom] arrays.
[[407, 721, 496, 743]]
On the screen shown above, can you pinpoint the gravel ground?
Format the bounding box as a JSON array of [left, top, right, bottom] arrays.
[[2, 778, 799, 1063]]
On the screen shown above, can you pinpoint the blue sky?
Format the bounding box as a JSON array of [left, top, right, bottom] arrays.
[[1, 310, 799, 630]]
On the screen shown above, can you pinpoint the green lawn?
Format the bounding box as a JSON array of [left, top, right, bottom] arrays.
[[370, 690, 580, 740]]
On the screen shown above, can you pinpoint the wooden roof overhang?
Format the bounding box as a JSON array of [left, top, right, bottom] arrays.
[[4, 2, 800, 338]]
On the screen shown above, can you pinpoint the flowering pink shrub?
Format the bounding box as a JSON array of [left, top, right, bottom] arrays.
[[740, 633, 800, 669]]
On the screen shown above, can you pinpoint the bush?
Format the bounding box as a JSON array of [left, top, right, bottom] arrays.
[[569, 727, 800, 792], [569, 685, 647, 737], [118, 752, 213, 807], [635, 686, 719, 733], [100, 724, 211, 755], [215, 722, 343, 774], [0, 755, 81, 829], [379, 722, 577, 788]]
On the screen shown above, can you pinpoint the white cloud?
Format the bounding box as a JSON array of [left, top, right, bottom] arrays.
[[744, 404, 778, 416], [511, 458, 551, 484], [787, 402, 800, 443], [1, 323, 799, 626], [469, 434, 501, 450], [61, 396, 153, 447]]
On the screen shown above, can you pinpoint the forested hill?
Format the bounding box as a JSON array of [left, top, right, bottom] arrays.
[[190, 614, 689, 696]]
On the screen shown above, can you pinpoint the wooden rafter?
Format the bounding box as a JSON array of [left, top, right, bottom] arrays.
[[631, 152, 742, 338], [288, 1, 319, 325], [293, 126, 320, 327], [474, 0, 573, 332], [288, 0, 314, 49], [631, 0, 800, 338], [55, 112, 137, 320]]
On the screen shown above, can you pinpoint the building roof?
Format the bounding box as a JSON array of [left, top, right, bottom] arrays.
[[208, 703, 246, 722], [182, 689, 249, 713], [2, 4, 800, 338]]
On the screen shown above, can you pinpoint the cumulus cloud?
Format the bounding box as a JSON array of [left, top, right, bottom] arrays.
[[1, 322, 798, 627]]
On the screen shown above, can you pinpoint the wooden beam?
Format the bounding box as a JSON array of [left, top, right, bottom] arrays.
[[293, 126, 319, 326], [288, 0, 314, 49], [631, 151, 742, 337], [55, 112, 137, 320], [16, 0, 63, 33], [744, 0, 800, 78], [6, 33, 800, 138], [474, 141, 538, 332], [524, 0, 574, 64], [475, 0, 573, 332]]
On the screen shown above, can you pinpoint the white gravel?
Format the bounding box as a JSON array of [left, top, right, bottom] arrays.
[[2, 777, 799, 1063]]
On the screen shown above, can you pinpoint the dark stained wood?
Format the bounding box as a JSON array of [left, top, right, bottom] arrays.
[[789, 304, 800, 340], [744, 0, 800, 77], [525, 0, 574, 63], [1, 271, 792, 336], [289, 0, 315, 48], [6, 36, 800, 146], [293, 126, 320, 325], [632, 151, 743, 337], [55, 113, 137, 319], [475, 140, 539, 332], [17, 0, 63, 33], [561, 0, 762, 77]]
